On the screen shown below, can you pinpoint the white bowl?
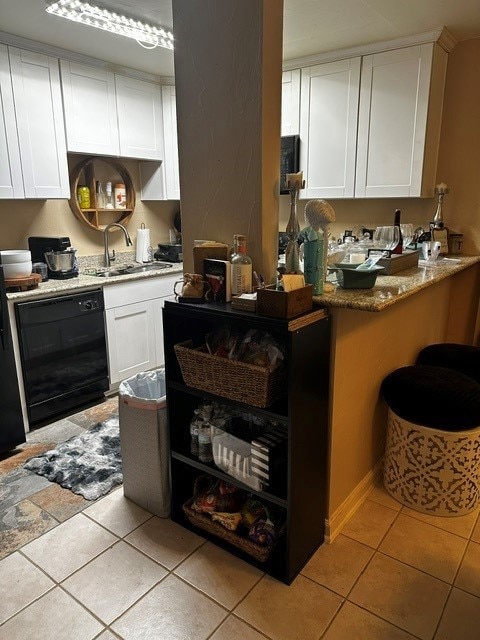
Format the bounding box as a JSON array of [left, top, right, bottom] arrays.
[[0, 250, 32, 264], [3, 261, 33, 279]]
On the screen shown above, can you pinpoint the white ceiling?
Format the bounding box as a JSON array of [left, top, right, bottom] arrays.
[[1, 0, 480, 77]]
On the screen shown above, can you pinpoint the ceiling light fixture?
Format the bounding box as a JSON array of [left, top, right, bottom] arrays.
[[45, 0, 174, 50]]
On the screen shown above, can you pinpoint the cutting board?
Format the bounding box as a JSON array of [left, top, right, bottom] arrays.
[[4, 273, 42, 291]]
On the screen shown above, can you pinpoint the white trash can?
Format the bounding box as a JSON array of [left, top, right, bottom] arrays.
[[118, 368, 170, 518]]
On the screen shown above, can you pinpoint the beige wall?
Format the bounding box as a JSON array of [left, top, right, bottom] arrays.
[[0, 155, 179, 256]]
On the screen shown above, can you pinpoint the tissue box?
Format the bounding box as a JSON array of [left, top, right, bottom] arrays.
[[256, 284, 312, 319]]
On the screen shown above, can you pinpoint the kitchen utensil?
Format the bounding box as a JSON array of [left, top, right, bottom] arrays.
[[32, 262, 49, 281], [2, 261, 32, 279], [44, 250, 77, 274], [330, 263, 384, 289], [0, 250, 31, 264], [29, 237, 78, 279]]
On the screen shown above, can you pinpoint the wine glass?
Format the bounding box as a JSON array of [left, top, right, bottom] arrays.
[[373, 226, 400, 253], [400, 224, 414, 250]]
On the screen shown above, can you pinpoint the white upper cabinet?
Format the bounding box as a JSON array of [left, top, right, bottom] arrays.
[[139, 84, 180, 201], [60, 63, 164, 160], [300, 57, 361, 198], [161, 85, 180, 200], [116, 75, 163, 160], [0, 44, 23, 198], [355, 43, 447, 198], [281, 69, 300, 136], [7, 47, 69, 199], [60, 60, 119, 156]]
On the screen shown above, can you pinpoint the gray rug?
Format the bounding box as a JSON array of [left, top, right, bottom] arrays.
[[24, 417, 122, 500]]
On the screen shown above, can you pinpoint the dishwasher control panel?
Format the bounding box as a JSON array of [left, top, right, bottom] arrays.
[[79, 298, 101, 312]]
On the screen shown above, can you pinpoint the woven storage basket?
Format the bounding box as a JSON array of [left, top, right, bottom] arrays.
[[174, 340, 286, 408], [182, 498, 280, 563]]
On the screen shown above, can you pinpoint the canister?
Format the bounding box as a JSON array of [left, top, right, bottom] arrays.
[[114, 183, 127, 209], [77, 185, 90, 209]]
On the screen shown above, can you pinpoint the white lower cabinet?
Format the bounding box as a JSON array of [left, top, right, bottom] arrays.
[[103, 275, 178, 386]]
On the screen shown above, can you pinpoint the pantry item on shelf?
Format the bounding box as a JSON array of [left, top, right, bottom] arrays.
[[204, 326, 284, 368], [95, 181, 106, 208], [77, 185, 90, 209], [211, 512, 242, 531], [105, 181, 114, 209], [114, 183, 127, 209], [248, 518, 277, 547]]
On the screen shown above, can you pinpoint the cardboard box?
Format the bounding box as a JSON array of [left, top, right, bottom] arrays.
[[256, 284, 312, 319]]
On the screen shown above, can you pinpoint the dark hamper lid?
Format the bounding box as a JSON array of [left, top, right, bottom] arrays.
[[416, 343, 480, 385], [381, 365, 480, 431]]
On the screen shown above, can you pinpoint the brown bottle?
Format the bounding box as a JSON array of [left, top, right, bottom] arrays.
[[392, 209, 403, 254]]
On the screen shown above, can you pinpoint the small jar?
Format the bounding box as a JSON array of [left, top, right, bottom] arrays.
[[114, 183, 126, 209], [77, 185, 90, 209]]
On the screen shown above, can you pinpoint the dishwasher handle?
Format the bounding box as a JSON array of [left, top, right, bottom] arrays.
[[0, 266, 11, 351]]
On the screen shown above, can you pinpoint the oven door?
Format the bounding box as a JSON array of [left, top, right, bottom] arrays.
[[15, 290, 108, 425]]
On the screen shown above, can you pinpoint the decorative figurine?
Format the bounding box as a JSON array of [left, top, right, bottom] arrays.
[[303, 199, 336, 293], [284, 171, 304, 273], [433, 183, 449, 229]]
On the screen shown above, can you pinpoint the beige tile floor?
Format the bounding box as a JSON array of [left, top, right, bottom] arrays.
[[1, 480, 479, 640]]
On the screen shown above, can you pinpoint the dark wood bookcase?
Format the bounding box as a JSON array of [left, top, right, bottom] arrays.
[[162, 300, 330, 584]]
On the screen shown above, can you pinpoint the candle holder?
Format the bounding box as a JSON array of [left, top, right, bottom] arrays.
[[284, 172, 304, 273], [433, 182, 449, 229]]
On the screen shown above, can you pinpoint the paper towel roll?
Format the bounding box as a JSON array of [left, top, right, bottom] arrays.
[[136, 228, 151, 263]]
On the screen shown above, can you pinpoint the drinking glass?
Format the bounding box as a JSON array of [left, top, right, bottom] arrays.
[[400, 224, 414, 250], [373, 226, 400, 252]]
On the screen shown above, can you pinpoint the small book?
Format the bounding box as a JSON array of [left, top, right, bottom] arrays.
[[203, 258, 232, 302]]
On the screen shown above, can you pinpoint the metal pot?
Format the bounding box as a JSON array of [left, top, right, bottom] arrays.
[[44, 250, 77, 273]]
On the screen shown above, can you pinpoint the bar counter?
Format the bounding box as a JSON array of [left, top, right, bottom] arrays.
[[313, 255, 480, 312], [316, 255, 480, 541]]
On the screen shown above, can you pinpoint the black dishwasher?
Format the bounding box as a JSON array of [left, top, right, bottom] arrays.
[[15, 290, 109, 425]]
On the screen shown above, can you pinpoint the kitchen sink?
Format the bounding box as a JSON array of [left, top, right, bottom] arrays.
[[84, 262, 173, 277]]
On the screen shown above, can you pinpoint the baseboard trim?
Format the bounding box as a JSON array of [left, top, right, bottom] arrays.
[[324, 459, 383, 543]]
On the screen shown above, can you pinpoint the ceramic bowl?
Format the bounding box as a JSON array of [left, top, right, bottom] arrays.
[[0, 250, 32, 264], [331, 263, 384, 289], [3, 261, 33, 279]]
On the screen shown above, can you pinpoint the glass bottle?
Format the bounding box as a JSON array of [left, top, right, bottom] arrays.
[[95, 181, 105, 209], [197, 423, 213, 463], [230, 234, 252, 295], [105, 181, 114, 209], [392, 209, 403, 254]]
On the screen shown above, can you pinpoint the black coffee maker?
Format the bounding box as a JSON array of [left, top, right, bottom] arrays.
[[28, 236, 79, 279]]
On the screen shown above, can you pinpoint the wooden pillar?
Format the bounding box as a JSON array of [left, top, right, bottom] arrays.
[[172, 0, 283, 283]]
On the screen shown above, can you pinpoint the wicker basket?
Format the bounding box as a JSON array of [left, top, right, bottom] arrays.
[[174, 340, 286, 408], [182, 498, 279, 563]]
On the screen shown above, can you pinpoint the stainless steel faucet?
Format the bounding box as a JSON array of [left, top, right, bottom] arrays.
[[103, 223, 133, 267]]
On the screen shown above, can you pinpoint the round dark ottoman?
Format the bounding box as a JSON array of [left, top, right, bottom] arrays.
[[381, 365, 480, 516], [416, 343, 480, 385]]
